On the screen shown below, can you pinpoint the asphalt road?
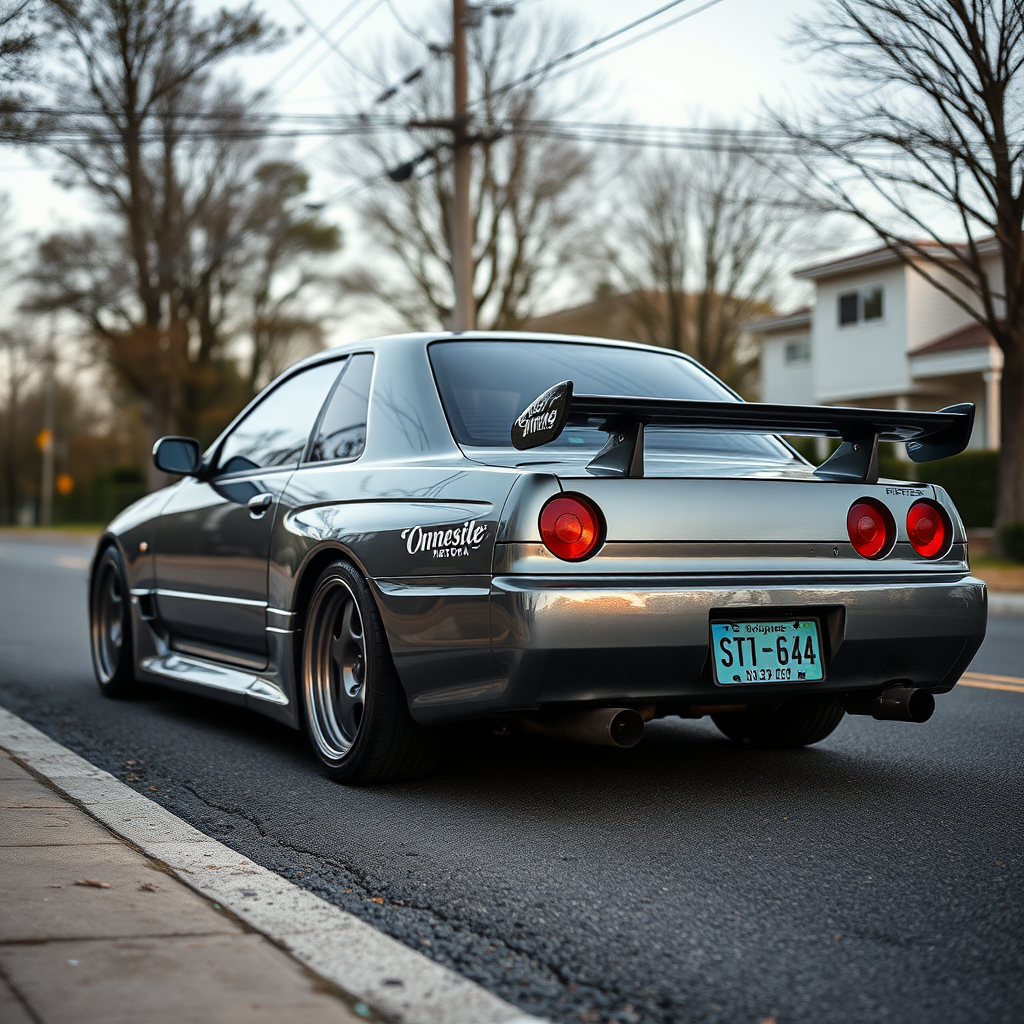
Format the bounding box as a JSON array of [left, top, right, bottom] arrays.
[[1, 533, 1021, 1024]]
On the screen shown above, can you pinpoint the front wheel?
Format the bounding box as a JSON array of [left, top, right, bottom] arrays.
[[712, 697, 845, 749], [89, 546, 136, 699], [301, 560, 441, 784]]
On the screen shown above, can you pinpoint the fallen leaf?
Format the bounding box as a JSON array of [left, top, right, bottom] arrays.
[[148, 785, 159, 791], [370, 897, 384, 904], [49, 884, 62, 889], [75, 879, 111, 889], [138, 883, 160, 892]]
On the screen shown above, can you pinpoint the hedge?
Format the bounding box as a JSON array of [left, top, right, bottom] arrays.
[[786, 438, 998, 528]]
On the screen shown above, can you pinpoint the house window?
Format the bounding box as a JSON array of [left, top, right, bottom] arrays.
[[863, 286, 884, 321], [838, 286, 885, 326], [785, 340, 811, 364], [838, 292, 859, 325]]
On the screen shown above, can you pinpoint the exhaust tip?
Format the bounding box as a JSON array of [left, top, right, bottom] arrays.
[[902, 687, 935, 723], [839, 685, 936, 723], [606, 708, 645, 748], [524, 707, 647, 748]]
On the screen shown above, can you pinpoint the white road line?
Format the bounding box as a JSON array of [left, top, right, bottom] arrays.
[[0, 706, 547, 1024]]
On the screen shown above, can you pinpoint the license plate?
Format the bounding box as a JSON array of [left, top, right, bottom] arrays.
[[710, 619, 824, 685]]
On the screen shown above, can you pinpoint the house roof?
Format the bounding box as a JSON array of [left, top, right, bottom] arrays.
[[793, 237, 999, 282], [522, 291, 659, 341], [910, 321, 994, 357], [746, 306, 812, 333]]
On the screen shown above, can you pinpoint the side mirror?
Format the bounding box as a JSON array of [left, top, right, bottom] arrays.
[[153, 436, 202, 477]]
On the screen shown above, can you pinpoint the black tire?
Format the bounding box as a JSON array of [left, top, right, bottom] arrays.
[[89, 545, 136, 699], [712, 697, 845, 749], [301, 559, 441, 784]]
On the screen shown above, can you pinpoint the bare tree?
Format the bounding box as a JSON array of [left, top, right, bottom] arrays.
[[27, 142, 341, 445], [773, 0, 1024, 547], [0, 0, 38, 138], [613, 135, 817, 394], [241, 161, 342, 392], [0, 0, 35, 83], [343, 7, 596, 330], [24, 0, 282, 486]]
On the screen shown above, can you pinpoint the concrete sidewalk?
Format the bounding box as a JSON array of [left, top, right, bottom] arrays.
[[0, 750, 368, 1024]]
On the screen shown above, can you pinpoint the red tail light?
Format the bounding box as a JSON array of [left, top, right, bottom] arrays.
[[539, 494, 603, 561], [907, 499, 951, 558], [847, 498, 895, 559]]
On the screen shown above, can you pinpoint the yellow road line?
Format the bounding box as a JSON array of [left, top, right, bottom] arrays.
[[960, 673, 1024, 694], [53, 555, 90, 570], [962, 670, 1024, 685]]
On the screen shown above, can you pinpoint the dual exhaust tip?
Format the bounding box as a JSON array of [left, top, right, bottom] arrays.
[[522, 707, 646, 748], [522, 684, 935, 749], [837, 685, 935, 723]]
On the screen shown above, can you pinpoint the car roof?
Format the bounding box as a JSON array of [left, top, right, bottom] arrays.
[[287, 330, 707, 373]]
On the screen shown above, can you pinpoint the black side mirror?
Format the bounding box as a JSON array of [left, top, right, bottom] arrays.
[[153, 436, 202, 476]]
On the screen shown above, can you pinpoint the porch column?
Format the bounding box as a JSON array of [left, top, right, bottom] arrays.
[[894, 394, 910, 461], [983, 370, 1001, 449]]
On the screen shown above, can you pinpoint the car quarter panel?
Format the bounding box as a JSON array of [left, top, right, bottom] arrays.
[[272, 463, 524, 712]]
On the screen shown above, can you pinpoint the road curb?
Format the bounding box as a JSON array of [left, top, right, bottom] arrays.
[[0, 707, 547, 1024]]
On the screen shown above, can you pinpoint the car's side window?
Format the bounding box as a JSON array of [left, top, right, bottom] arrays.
[[215, 360, 345, 476], [308, 353, 375, 463]]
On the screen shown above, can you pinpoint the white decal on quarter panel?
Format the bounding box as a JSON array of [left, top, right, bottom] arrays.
[[401, 520, 489, 559]]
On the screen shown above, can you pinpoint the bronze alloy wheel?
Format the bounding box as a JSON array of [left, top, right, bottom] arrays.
[[301, 560, 441, 784], [305, 576, 366, 762], [89, 546, 135, 698]]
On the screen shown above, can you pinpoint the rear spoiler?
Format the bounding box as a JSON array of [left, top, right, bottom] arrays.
[[510, 380, 974, 483]]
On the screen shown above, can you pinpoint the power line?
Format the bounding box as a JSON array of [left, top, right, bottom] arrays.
[[484, 0, 695, 102], [283, 0, 382, 87], [382, 0, 434, 47], [537, 0, 729, 86], [273, 0, 386, 102], [2, 114, 932, 158], [263, 0, 369, 94]]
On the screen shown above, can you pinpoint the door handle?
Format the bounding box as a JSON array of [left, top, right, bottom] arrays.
[[247, 492, 274, 517]]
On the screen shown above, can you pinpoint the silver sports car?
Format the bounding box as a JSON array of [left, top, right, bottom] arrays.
[[89, 332, 987, 783]]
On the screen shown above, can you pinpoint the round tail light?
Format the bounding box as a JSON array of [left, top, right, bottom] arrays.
[[907, 499, 951, 558], [847, 498, 895, 559], [539, 494, 603, 561]]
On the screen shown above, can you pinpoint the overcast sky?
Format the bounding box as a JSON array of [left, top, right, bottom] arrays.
[[3, 0, 821, 224], [0, 0, 825, 337]]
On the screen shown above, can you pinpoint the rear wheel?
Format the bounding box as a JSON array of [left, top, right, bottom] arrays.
[[89, 546, 136, 699], [301, 560, 441, 784], [712, 697, 845, 749]]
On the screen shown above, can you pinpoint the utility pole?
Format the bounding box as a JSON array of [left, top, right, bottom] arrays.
[[39, 322, 56, 527], [451, 0, 475, 332]]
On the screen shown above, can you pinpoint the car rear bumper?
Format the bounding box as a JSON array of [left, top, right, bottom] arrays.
[[489, 571, 986, 705], [382, 571, 986, 723]]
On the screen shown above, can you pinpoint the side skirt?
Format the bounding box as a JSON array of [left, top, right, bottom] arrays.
[[129, 589, 301, 730]]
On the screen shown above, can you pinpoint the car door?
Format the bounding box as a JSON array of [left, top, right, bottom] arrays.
[[154, 359, 345, 667]]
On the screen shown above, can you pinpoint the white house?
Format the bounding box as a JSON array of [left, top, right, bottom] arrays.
[[757, 241, 1003, 449]]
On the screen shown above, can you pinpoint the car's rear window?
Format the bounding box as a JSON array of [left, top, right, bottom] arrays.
[[428, 339, 788, 459]]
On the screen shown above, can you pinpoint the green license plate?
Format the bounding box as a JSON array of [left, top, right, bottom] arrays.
[[710, 619, 824, 685]]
